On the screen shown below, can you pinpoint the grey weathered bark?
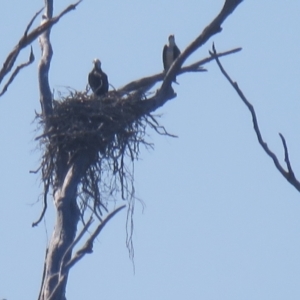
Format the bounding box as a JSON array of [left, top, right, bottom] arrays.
[[39, 153, 91, 300], [35, 0, 244, 299], [37, 1, 89, 299]]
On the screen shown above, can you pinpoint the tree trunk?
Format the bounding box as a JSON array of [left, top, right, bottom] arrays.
[[39, 153, 91, 300]]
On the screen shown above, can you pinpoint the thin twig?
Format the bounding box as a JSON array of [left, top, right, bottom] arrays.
[[60, 215, 94, 274], [65, 205, 126, 270], [118, 47, 241, 95], [24, 6, 44, 36], [0, 47, 34, 96], [48, 206, 125, 300], [180, 47, 242, 74], [46, 216, 94, 300], [279, 133, 296, 179], [210, 44, 300, 192], [0, 0, 82, 97], [32, 178, 49, 227]]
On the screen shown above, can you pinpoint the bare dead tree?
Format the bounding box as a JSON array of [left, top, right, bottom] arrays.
[[35, 1, 243, 299], [1, 0, 244, 299]]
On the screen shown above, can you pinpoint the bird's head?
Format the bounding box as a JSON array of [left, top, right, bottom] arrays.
[[168, 34, 175, 45], [93, 58, 101, 70]]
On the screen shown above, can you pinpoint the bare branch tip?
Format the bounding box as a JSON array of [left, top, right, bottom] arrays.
[[29, 46, 35, 62], [74, 0, 83, 7], [212, 43, 217, 53], [24, 6, 44, 36]]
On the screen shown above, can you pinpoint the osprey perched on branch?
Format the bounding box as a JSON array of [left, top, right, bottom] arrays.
[[88, 59, 109, 96], [162, 34, 181, 82]]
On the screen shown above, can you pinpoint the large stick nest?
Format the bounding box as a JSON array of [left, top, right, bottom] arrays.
[[36, 90, 171, 222]]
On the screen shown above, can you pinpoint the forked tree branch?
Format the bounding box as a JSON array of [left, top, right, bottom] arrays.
[[118, 47, 242, 95], [48, 206, 126, 300], [46, 215, 94, 300], [124, 0, 244, 116], [0, 7, 42, 87], [0, 47, 35, 96], [67, 205, 126, 269], [0, 0, 82, 98], [210, 44, 300, 192], [156, 0, 244, 100]]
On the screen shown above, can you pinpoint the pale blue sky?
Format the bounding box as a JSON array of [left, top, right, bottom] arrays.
[[1, 1, 300, 299]]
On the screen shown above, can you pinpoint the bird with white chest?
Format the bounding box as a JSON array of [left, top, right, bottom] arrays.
[[162, 34, 181, 82], [88, 59, 109, 97]]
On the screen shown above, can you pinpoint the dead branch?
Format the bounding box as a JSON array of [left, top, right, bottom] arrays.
[[180, 47, 242, 74], [157, 0, 243, 99], [210, 44, 300, 192], [45, 216, 94, 300], [48, 206, 126, 300], [66, 205, 126, 269], [123, 1, 244, 116], [0, 47, 35, 96], [60, 215, 94, 271], [279, 133, 297, 182], [24, 6, 44, 36], [32, 177, 49, 227], [28, 0, 82, 48], [0, 6, 42, 86], [0, 0, 82, 98], [118, 47, 241, 95]]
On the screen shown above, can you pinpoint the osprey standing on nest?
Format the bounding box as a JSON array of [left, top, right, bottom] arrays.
[[162, 34, 181, 82], [88, 59, 109, 96]]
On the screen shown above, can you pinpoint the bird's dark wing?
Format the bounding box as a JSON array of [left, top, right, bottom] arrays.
[[162, 45, 168, 70], [89, 68, 109, 96], [174, 45, 181, 60], [88, 71, 99, 92], [100, 72, 109, 94], [89, 70, 103, 89]]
